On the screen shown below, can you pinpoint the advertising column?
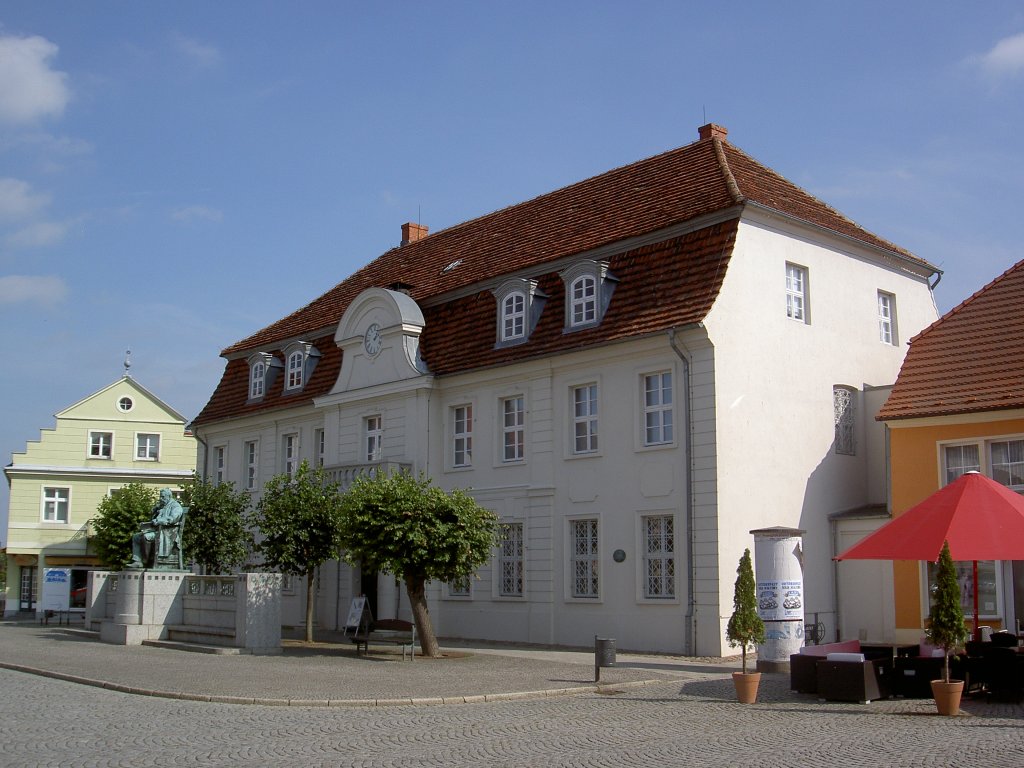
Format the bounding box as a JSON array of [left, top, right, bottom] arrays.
[[751, 526, 805, 672]]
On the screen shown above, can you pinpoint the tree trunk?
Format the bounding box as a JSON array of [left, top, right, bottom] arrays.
[[305, 570, 315, 643], [404, 575, 440, 658]]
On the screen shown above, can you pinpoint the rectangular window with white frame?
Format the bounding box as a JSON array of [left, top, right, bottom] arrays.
[[452, 405, 473, 468], [501, 396, 525, 463], [244, 440, 259, 490], [643, 372, 673, 446], [88, 431, 113, 459], [878, 291, 897, 345], [42, 486, 70, 523], [214, 445, 226, 485], [365, 415, 383, 462], [572, 384, 598, 454], [314, 428, 325, 467], [283, 433, 299, 478], [643, 514, 675, 599], [570, 518, 599, 598], [990, 439, 1024, 491], [944, 443, 980, 484], [135, 432, 160, 461], [785, 262, 808, 323], [498, 522, 524, 597]]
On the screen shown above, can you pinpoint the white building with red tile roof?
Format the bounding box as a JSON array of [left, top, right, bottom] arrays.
[[192, 125, 940, 655]]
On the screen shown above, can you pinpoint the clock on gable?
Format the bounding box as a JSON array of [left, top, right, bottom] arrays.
[[363, 323, 383, 357]]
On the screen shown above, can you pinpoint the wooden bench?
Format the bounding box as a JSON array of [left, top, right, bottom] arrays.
[[347, 618, 417, 660]]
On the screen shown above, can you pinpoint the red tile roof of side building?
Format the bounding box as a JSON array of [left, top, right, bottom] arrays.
[[878, 258, 1024, 421], [193, 126, 938, 427]]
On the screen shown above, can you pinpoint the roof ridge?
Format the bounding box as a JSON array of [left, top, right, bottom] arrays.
[[712, 137, 744, 204], [721, 143, 921, 262]]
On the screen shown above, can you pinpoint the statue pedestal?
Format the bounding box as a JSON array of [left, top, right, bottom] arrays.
[[100, 570, 187, 645]]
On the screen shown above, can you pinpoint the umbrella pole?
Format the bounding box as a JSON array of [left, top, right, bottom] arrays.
[[973, 560, 980, 642]]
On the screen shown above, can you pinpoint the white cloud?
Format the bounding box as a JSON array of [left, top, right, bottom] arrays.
[[0, 274, 68, 306], [0, 177, 50, 221], [974, 32, 1024, 78], [5, 219, 69, 248], [171, 205, 223, 223], [171, 33, 222, 69], [0, 33, 71, 123]]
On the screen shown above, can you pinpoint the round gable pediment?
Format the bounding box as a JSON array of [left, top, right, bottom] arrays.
[[335, 287, 425, 346]]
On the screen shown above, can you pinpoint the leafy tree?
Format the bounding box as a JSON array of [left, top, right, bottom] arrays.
[[180, 474, 253, 574], [252, 461, 346, 643], [926, 540, 969, 683], [0, 551, 6, 593], [91, 483, 159, 569], [338, 470, 500, 658], [726, 548, 766, 674]]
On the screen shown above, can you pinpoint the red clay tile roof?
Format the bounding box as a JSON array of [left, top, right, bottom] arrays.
[[878, 258, 1024, 420], [194, 128, 938, 426]]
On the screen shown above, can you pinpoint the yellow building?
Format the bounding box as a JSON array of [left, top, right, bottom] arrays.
[[878, 259, 1024, 641], [3, 375, 196, 616]]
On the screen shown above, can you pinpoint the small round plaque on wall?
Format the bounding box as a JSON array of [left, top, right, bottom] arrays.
[[613, 549, 626, 563]]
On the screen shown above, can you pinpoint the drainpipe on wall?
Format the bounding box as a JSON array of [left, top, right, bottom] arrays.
[[668, 327, 697, 656], [191, 425, 209, 482]]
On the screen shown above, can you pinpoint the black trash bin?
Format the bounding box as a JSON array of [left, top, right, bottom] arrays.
[[595, 636, 616, 681]]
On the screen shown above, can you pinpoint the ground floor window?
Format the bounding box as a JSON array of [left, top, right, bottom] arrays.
[[499, 522, 524, 596], [926, 559, 998, 617], [643, 515, 675, 598], [20, 566, 37, 611], [571, 519, 599, 598]]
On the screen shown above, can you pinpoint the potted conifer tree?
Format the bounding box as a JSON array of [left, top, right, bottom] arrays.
[[926, 540, 969, 716], [726, 548, 767, 703]]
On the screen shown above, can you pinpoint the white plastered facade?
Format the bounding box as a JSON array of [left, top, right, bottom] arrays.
[[197, 211, 939, 655]]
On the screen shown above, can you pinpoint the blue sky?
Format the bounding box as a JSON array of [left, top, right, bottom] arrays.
[[2, 2, 1023, 538]]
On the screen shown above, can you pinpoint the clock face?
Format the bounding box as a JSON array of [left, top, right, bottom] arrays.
[[364, 323, 382, 356]]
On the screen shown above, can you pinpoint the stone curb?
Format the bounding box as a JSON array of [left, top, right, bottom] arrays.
[[0, 660, 666, 708]]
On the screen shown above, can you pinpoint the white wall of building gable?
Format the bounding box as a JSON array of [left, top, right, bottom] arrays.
[[702, 218, 938, 640]]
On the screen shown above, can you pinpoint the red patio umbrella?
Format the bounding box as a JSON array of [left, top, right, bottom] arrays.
[[835, 471, 1024, 639]]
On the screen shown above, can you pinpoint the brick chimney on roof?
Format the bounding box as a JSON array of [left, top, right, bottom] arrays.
[[698, 123, 728, 141], [401, 222, 429, 246]]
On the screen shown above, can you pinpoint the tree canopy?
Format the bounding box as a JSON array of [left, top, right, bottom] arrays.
[[726, 548, 766, 674], [90, 483, 159, 569], [179, 474, 253, 574], [339, 470, 499, 657], [252, 460, 346, 642], [926, 540, 969, 683]]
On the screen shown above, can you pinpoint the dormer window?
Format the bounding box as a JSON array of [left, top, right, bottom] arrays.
[[282, 341, 321, 393], [570, 275, 597, 326], [251, 360, 266, 398], [502, 292, 525, 340], [560, 260, 616, 332], [493, 278, 545, 347], [247, 352, 279, 401], [286, 350, 304, 389]]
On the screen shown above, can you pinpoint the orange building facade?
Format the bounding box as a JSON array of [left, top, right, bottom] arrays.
[[878, 258, 1024, 642]]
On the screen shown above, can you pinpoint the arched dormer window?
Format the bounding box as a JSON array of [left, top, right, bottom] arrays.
[[493, 279, 546, 347], [502, 291, 526, 341], [560, 260, 617, 332], [570, 275, 597, 326], [247, 352, 279, 401], [286, 350, 304, 390], [251, 360, 266, 398], [282, 341, 321, 393]]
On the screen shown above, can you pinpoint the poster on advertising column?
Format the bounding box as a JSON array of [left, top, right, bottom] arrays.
[[41, 568, 71, 611]]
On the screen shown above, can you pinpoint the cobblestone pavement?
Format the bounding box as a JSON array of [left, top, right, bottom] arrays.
[[2, 624, 1023, 766]]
